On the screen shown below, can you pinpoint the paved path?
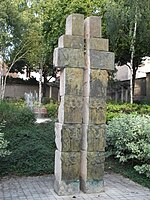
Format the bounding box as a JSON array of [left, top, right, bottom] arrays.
[[0, 173, 150, 200]]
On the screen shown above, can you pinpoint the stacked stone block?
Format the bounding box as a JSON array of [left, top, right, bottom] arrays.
[[80, 16, 114, 193], [53, 14, 114, 196], [53, 14, 85, 196]]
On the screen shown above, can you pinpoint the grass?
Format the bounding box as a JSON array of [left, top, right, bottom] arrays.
[[105, 157, 150, 189]]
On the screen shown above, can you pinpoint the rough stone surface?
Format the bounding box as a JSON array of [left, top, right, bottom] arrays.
[[80, 179, 104, 194], [53, 48, 84, 68], [58, 35, 84, 49], [84, 16, 102, 38], [59, 67, 84, 96], [66, 14, 84, 36], [54, 150, 80, 195], [90, 69, 108, 98], [80, 151, 105, 193], [83, 68, 90, 98], [54, 14, 114, 196], [55, 123, 82, 152], [58, 95, 83, 124], [54, 179, 80, 196], [87, 125, 105, 152], [86, 38, 109, 51], [87, 152, 105, 180], [86, 50, 115, 70]]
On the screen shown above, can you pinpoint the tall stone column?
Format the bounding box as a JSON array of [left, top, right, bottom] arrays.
[[146, 72, 150, 101], [53, 14, 114, 196], [53, 14, 85, 195], [80, 16, 114, 193]]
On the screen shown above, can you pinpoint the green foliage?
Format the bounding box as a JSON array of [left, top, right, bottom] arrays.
[[0, 101, 35, 126], [0, 122, 55, 176], [0, 122, 11, 157], [106, 113, 150, 178], [105, 0, 150, 64], [105, 157, 150, 189], [45, 101, 59, 119], [0, 100, 55, 176], [106, 102, 150, 121]]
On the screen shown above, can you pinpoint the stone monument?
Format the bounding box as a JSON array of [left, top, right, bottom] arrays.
[[53, 14, 114, 196]]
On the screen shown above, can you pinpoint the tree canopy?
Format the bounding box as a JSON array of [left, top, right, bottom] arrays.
[[1, 0, 150, 98]]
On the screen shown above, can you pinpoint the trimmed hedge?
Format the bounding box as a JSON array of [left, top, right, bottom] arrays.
[[106, 102, 150, 121]]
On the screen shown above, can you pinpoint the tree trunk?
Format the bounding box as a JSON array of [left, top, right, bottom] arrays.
[[43, 73, 47, 98], [129, 7, 138, 104]]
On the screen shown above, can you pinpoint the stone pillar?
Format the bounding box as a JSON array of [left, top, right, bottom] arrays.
[[53, 14, 114, 196], [53, 14, 85, 195], [146, 72, 150, 101], [80, 16, 114, 193]]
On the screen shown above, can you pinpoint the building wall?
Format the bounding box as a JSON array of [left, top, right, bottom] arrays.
[[4, 84, 60, 101], [5, 84, 39, 100], [107, 77, 147, 103]]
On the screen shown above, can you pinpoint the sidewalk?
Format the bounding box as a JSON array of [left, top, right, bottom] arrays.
[[0, 173, 150, 200]]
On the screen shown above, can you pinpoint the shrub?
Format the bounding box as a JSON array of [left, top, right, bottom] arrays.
[[106, 102, 150, 121], [0, 122, 55, 176], [0, 101, 35, 126], [0, 122, 11, 157], [106, 113, 150, 178], [45, 101, 59, 118]]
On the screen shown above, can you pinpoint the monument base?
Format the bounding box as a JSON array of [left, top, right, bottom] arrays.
[[80, 179, 104, 193], [54, 179, 80, 196]]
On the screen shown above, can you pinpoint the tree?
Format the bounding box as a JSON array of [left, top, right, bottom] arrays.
[[33, 0, 108, 96], [104, 0, 150, 103], [0, 0, 44, 99]]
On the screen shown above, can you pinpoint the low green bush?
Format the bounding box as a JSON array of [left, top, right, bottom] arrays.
[[0, 101, 35, 126], [0, 122, 55, 176], [0, 122, 11, 157], [45, 101, 59, 119], [106, 102, 150, 121], [106, 113, 150, 178]]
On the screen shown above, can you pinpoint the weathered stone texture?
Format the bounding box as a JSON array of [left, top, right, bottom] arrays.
[[54, 179, 80, 196], [61, 152, 80, 180], [87, 152, 105, 180], [83, 97, 106, 125], [55, 150, 80, 195], [80, 151, 105, 193], [53, 48, 84, 68], [83, 68, 90, 98], [66, 14, 84, 36], [90, 69, 108, 98], [80, 179, 104, 194], [86, 38, 109, 51], [58, 35, 84, 49], [89, 102, 106, 125], [55, 123, 82, 152], [84, 16, 102, 38], [59, 68, 83, 96], [87, 125, 105, 152], [58, 95, 83, 124], [86, 50, 114, 70], [81, 124, 106, 159], [54, 14, 114, 196]]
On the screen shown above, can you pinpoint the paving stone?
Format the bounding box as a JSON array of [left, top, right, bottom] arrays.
[[0, 174, 149, 200]]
